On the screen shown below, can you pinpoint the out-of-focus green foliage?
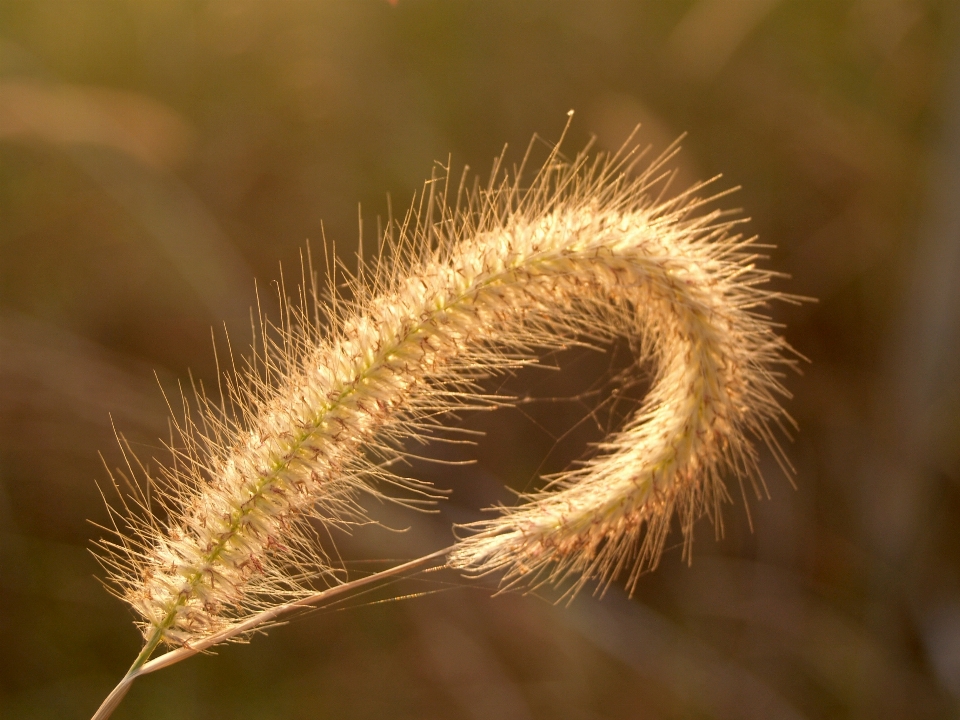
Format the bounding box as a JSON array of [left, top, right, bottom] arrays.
[[1, 2, 958, 718]]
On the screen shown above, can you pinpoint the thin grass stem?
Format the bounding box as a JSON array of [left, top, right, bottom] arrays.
[[91, 545, 453, 720]]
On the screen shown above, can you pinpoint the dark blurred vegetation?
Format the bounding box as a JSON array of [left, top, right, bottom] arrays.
[[1, 1, 959, 718]]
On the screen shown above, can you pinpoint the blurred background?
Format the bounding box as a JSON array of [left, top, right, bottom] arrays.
[[2, 1, 959, 718]]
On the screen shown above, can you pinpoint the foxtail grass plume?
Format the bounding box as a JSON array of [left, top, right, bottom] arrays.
[[94, 123, 799, 719]]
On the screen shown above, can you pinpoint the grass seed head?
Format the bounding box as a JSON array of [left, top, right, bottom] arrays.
[[98, 132, 799, 648]]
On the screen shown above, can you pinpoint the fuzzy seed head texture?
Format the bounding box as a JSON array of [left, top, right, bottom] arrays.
[[98, 136, 799, 650]]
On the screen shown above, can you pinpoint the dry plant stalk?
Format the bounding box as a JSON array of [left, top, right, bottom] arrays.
[[91, 123, 800, 719]]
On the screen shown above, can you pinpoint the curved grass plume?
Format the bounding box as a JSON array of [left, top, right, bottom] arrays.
[[91, 123, 800, 719]]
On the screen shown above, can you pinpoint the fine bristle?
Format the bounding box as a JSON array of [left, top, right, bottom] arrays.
[[98, 134, 799, 649]]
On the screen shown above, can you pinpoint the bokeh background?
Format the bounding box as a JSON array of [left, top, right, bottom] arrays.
[[2, 1, 960, 718]]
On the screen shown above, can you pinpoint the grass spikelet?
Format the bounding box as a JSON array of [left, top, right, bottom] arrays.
[[91, 123, 800, 719]]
